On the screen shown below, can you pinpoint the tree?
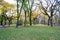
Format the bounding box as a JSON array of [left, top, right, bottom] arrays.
[[0, 0, 14, 27], [28, 0, 34, 26], [36, 0, 60, 27], [16, 0, 34, 26], [16, 0, 19, 27], [16, 0, 26, 27], [23, 0, 34, 26]]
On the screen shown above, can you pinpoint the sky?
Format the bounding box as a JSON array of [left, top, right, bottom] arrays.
[[4, 0, 60, 5], [4, 0, 16, 4], [4, 0, 60, 4], [4, 0, 60, 16], [4, 0, 60, 11]]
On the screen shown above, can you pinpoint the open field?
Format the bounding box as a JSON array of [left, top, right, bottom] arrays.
[[0, 26, 60, 40]]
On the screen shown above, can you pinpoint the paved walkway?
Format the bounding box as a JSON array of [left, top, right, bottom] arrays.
[[0, 25, 3, 28]]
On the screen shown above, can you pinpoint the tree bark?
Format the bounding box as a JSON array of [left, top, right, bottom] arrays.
[[0, 21, 3, 25], [44, 16, 45, 24], [24, 11, 26, 26], [16, 0, 19, 28], [29, 9, 32, 26], [48, 17, 50, 26], [50, 17, 53, 27]]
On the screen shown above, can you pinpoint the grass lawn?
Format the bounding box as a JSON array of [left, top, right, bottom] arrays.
[[0, 26, 60, 40]]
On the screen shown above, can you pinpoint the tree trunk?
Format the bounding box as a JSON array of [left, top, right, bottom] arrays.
[[16, 0, 19, 28], [29, 9, 32, 26], [5, 19, 6, 25], [44, 16, 45, 24], [50, 11, 53, 27], [48, 17, 50, 26], [50, 17, 53, 27], [0, 21, 3, 25], [8, 19, 11, 27], [48, 16, 53, 27], [24, 11, 26, 26], [16, 19, 19, 27], [2, 20, 5, 27]]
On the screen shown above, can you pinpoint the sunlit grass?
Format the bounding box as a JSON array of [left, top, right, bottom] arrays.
[[0, 26, 60, 40]]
